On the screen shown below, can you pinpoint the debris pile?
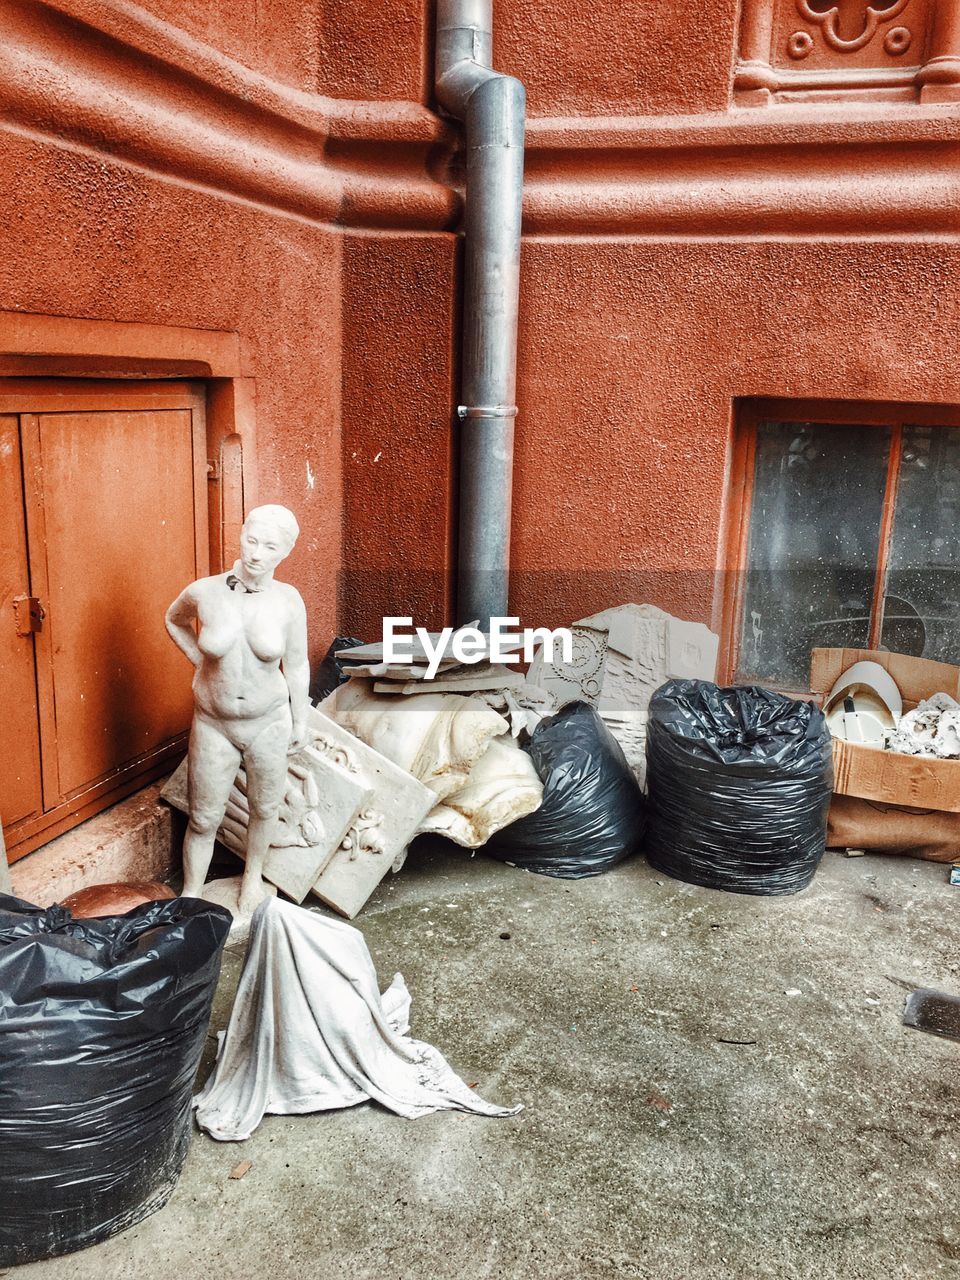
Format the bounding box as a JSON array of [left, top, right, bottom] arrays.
[[163, 606, 725, 913], [326, 635, 553, 851], [813, 648, 960, 863], [886, 692, 960, 759], [527, 603, 718, 785]]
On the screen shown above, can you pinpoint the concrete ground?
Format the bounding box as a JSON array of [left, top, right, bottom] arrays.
[[15, 843, 960, 1280]]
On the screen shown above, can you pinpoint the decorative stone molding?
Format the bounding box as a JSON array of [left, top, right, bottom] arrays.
[[734, 0, 960, 104], [792, 0, 911, 56], [2, 0, 958, 241], [0, 0, 457, 232], [340, 809, 387, 861], [522, 111, 960, 236]]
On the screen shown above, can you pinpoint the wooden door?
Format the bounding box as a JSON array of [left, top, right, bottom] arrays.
[[0, 415, 43, 829], [0, 383, 209, 861]]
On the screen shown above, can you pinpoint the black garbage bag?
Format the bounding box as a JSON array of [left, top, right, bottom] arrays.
[[310, 635, 365, 703], [0, 893, 231, 1266], [486, 701, 646, 878], [645, 680, 833, 896]]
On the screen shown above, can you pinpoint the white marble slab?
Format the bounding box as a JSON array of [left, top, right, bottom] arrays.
[[162, 748, 373, 903], [306, 709, 435, 919]]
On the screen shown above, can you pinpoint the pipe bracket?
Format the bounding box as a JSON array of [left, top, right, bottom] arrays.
[[457, 404, 519, 420]]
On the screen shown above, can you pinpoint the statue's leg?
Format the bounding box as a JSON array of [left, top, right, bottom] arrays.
[[183, 714, 242, 898], [238, 707, 292, 915]]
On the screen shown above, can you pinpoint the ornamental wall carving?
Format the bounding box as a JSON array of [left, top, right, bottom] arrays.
[[735, 0, 960, 103]]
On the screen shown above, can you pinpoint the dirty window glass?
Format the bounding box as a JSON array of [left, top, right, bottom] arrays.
[[881, 426, 960, 661], [736, 421, 891, 689]]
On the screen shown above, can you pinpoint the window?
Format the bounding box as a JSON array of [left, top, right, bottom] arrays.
[[725, 400, 960, 691]]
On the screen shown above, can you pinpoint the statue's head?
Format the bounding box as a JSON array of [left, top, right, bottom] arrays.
[[240, 504, 299, 576]]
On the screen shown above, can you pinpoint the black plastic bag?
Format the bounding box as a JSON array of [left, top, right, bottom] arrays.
[[486, 701, 646, 878], [0, 893, 231, 1266], [310, 635, 365, 703], [644, 680, 833, 896]]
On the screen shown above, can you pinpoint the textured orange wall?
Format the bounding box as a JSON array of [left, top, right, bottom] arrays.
[[135, 0, 429, 99], [2, 0, 959, 665], [92, 0, 741, 114], [495, 0, 739, 116], [0, 126, 343, 658], [510, 239, 960, 632], [134, 0, 324, 89], [339, 231, 458, 639]]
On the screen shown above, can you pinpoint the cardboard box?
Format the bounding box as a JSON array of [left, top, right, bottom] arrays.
[[810, 648, 960, 814]]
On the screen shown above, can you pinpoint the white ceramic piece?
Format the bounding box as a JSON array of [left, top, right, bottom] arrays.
[[322, 681, 546, 849], [419, 735, 543, 847], [335, 627, 523, 668], [371, 661, 526, 695], [325, 680, 510, 801], [476, 683, 558, 737], [887, 692, 960, 759], [826, 692, 894, 745], [824, 660, 904, 744], [340, 662, 457, 680]]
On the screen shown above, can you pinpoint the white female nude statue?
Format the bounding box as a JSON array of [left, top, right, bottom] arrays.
[[165, 505, 309, 918]]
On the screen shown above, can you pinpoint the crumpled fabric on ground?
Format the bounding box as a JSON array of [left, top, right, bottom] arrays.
[[194, 898, 521, 1141]]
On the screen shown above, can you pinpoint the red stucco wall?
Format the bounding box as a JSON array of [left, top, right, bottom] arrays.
[[0, 128, 344, 645], [495, 0, 740, 117], [511, 238, 960, 633], [339, 231, 458, 638], [2, 0, 959, 667]]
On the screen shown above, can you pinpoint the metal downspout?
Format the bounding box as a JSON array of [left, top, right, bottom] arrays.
[[435, 0, 525, 628]]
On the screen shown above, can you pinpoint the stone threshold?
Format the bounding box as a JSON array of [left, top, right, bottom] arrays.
[[8, 779, 184, 908]]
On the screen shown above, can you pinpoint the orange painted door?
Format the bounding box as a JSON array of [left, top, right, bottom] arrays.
[[1, 385, 209, 862], [0, 415, 43, 828], [28, 409, 201, 803]]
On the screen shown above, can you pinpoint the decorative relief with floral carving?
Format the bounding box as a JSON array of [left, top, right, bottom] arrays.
[[734, 0, 958, 103], [771, 0, 929, 71], [783, 0, 926, 66], [340, 809, 386, 861]]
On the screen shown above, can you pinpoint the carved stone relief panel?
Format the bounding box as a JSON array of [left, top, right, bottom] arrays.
[[735, 0, 960, 103]]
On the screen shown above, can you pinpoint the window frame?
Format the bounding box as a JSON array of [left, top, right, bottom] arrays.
[[719, 397, 960, 694]]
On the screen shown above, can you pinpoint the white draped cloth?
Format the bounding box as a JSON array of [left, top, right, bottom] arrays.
[[194, 898, 521, 1141]]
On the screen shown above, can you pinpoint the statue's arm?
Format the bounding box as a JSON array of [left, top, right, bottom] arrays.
[[165, 584, 203, 669], [282, 591, 310, 751]]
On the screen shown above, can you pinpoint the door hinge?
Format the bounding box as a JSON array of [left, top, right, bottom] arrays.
[[13, 595, 44, 635]]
